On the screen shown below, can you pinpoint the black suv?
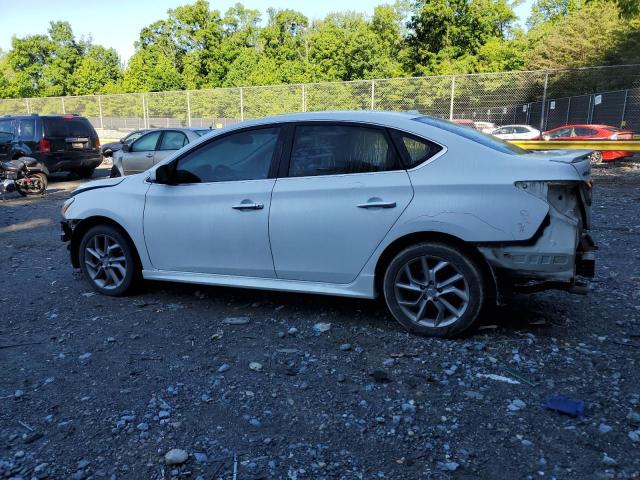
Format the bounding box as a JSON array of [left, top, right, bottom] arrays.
[[0, 114, 102, 178]]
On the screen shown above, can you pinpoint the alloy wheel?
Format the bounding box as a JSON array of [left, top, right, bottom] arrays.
[[394, 255, 470, 328], [84, 234, 128, 290]]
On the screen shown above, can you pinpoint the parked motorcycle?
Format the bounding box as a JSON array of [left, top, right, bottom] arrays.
[[0, 157, 49, 197]]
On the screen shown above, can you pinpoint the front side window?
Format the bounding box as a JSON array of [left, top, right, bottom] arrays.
[[124, 131, 144, 144], [574, 127, 598, 136], [289, 125, 398, 177], [131, 131, 161, 152], [159, 131, 188, 151], [174, 127, 280, 183], [549, 128, 572, 138]]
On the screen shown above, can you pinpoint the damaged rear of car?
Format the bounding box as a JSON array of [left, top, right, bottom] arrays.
[[477, 150, 596, 296]]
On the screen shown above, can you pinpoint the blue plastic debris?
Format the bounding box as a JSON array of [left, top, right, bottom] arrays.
[[543, 395, 585, 417]]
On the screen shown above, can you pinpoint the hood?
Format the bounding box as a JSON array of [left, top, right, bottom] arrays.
[[70, 176, 125, 197]]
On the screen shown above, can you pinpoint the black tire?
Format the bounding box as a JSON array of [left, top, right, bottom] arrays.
[[383, 242, 485, 337], [79, 225, 139, 296], [109, 166, 122, 178], [16, 173, 47, 196], [77, 167, 96, 179]]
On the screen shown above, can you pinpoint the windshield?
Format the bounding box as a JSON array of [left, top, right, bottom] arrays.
[[195, 129, 211, 137], [413, 116, 528, 155]]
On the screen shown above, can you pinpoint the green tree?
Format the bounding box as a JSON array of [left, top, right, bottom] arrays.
[[71, 45, 122, 95], [406, 0, 518, 75]]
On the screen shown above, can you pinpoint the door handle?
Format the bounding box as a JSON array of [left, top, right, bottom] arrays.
[[232, 202, 264, 210], [145, 153, 153, 158], [357, 201, 396, 209]]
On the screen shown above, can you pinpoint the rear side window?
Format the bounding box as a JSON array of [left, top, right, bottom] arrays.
[[390, 131, 443, 169], [18, 119, 35, 140], [43, 117, 95, 138], [159, 131, 188, 151], [289, 125, 398, 177], [414, 116, 527, 155]]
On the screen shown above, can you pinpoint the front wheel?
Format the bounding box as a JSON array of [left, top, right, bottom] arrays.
[[383, 242, 485, 337], [79, 225, 139, 296], [77, 167, 96, 179], [16, 173, 47, 196]]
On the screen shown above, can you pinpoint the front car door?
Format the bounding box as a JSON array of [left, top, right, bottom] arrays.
[[143, 126, 284, 277], [269, 123, 414, 284], [122, 131, 161, 174], [153, 130, 189, 165]]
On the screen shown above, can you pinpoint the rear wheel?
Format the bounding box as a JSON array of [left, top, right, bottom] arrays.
[[383, 242, 484, 337], [79, 225, 139, 296], [16, 173, 47, 196]]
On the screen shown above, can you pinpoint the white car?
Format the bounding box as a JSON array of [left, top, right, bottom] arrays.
[[473, 122, 496, 134], [491, 125, 541, 140], [60, 111, 596, 337]]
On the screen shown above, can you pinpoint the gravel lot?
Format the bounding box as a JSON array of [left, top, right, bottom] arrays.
[[1, 160, 639, 480]]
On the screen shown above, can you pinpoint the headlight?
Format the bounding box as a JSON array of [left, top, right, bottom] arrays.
[[61, 197, 75, 218]]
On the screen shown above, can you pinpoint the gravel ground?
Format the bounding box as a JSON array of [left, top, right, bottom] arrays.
[[1, 160, 639, 480]]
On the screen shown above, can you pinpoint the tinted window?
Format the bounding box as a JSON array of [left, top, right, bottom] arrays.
[[574, 127, 598, 136], [131, 131, 161, 152], [514, 126, 529, 134], [390, 131, 442, 169], [18, 119, 35, 140], [289, 125, 398, 177], [174, 127, 279, 183], [43, 117, 94, 137], [414, 116, 527, 154], [0, 119, 13, 135], [159, 131, 188, 151]]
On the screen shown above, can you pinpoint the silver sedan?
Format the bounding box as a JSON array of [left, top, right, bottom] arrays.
[[110, 128, 211, 177]]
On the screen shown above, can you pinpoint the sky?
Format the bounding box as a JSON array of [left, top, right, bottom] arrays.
[[0, 0, 534, 63]]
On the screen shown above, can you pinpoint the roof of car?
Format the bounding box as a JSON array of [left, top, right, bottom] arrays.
[[550, 124, 615, 129], [496, 124, 537, 128], [260, 110, 420, 123]]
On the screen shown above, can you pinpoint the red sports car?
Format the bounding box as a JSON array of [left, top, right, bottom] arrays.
[[542, 124, 634, 161]]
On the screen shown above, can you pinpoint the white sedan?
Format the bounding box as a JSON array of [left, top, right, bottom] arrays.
[[491, 124, 541, 140], [60, 111, 595, 337]]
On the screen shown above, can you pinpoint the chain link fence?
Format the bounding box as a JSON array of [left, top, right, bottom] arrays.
[[1, 65, 639, 137]]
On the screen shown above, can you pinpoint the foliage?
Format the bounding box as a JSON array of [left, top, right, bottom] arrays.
[[0, 0, 637, 104]]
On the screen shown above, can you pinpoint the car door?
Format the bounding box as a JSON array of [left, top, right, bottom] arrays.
[[123, 131, 161, 174], [154, 130, 189, 165], [269, 123, 414, 284], [143, 126, 283, 277]]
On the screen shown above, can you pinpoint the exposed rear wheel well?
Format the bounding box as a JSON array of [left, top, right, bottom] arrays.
[[374, 232, 496, 302], [70, 216, 142, 272]]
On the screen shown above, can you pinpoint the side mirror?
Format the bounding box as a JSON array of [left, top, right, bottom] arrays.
[[154, 164, 173, 184], [122, 144, 130, 152]]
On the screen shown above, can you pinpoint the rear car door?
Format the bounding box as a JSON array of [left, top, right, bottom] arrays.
[[154, 130, 189, 165], [123, 131, 161, 174], [268, 123, 414, 284]]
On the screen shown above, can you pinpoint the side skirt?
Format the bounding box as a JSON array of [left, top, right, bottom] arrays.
[[142, 269, 376, 299]]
